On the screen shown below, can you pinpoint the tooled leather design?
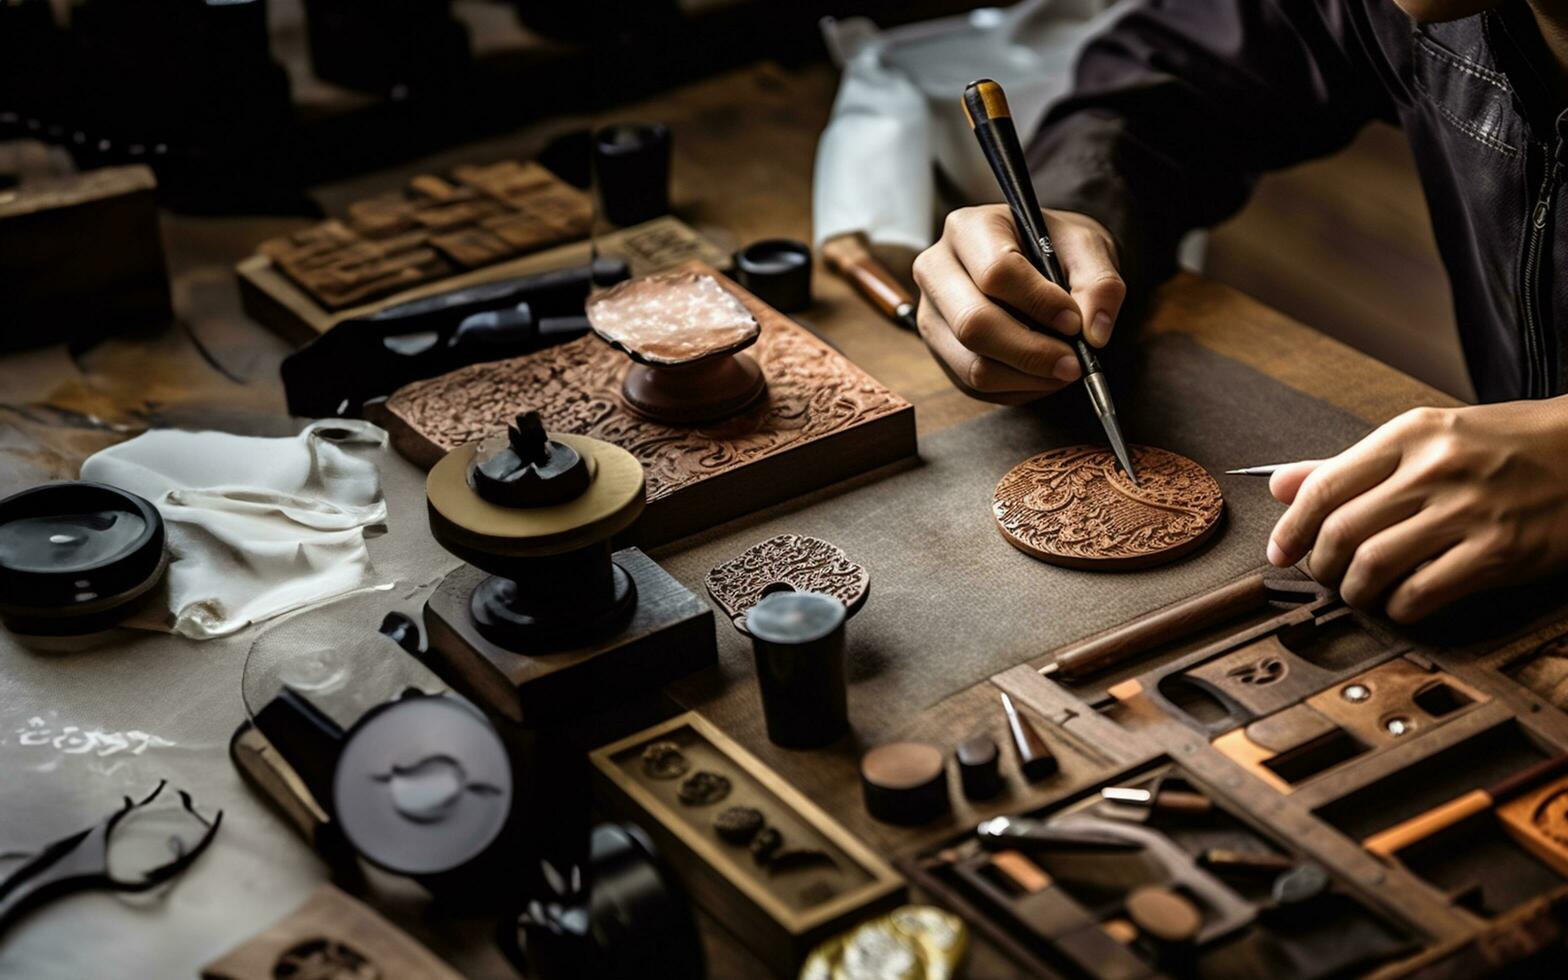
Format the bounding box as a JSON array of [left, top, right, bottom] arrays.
[[385, 309, 908, 501], [992, 446, 1223, 563], [705, 534, 869, 632]]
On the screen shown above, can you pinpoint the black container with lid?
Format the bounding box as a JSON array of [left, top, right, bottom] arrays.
[[0, 482, 166, 635]]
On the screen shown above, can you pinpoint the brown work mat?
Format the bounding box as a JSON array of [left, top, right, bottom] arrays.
[[657, 333, 1376, 741]]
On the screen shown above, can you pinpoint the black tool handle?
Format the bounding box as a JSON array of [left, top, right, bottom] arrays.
[[962, 79, 1102, 377]]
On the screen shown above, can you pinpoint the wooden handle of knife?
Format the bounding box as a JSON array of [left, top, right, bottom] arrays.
[[1048, 572, 1269, 679], [1363, 790, 1492, 860], [821, 233, 914, 319]]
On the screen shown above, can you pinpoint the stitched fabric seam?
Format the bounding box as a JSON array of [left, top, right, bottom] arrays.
[[1412, 73, 1520, 155], [1412, 32, 1509, 90]]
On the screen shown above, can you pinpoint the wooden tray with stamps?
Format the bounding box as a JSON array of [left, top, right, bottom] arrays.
[[374, 260, 917, 546], [590, 712, 905, 975], [236, 153, 730, 343]]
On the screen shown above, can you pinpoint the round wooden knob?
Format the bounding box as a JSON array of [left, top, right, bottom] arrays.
[[1124, 885, 1202, 944], [861, 742, 949, 825]]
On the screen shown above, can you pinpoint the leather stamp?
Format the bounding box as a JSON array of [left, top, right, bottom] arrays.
[[379, 262, 916, 545], [992, 445, 1223, 570], [705, 534, 869, 634]]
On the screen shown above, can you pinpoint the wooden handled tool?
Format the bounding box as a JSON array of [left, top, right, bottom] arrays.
[[1363, 753, 1568, 860], [820, 232, 918, 331], [1000, 692, 1058, 781], [962, 77, 1138, 484], [1039, 572, 1326, 681]]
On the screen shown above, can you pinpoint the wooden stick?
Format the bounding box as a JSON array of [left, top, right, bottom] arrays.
[[819, 232, 917, 331], [1041, 572, 1269, 680], [1363, 753, 1568, 859]]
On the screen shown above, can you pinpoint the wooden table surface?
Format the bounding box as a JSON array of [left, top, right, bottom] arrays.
[[0, 61, 1462, 978]]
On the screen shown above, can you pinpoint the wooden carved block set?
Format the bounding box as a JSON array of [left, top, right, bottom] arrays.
[[257, 160, 592, 310]]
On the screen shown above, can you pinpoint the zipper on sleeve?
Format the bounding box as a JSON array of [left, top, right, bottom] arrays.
[[1520, 137, 1562, 398]]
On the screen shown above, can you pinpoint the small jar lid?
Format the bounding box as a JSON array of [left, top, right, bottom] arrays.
[[746, 591, 845, 646], [0, 482, 165, 632], [332, 695, 513, 877], [734, 239, 812, 313]]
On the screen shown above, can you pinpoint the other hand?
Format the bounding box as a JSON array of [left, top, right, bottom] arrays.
[[1266, 400, 1568, 622], [912, 205, 1126, 405]]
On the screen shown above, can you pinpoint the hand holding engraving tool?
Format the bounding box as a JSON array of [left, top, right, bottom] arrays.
[[962, 78, 1137, 483], [1362, 753, 1568, 860]]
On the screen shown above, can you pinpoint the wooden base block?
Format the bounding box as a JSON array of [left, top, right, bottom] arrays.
[[201, 883, 462, 980], [378, 261, 917, 546], [424, 548, 715, 724], [1, 164, 171, 346], [237, 215, 730, 346]]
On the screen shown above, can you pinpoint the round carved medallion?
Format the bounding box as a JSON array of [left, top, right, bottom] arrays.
[[992, 445, 1223, 570]]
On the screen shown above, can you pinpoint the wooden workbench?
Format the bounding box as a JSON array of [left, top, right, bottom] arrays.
[[0, 61, 1486, 979]]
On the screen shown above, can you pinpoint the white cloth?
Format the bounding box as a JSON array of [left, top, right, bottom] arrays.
[[79, 420, 391, 640], [813, 0, 1131, 251]]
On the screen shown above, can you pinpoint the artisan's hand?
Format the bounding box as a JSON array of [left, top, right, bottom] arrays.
[[1266, 400, 1568, 623], [912, 205, 1125, 405]]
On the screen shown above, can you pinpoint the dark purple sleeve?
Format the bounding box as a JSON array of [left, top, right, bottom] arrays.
[[1027, 0, 1397, 294]]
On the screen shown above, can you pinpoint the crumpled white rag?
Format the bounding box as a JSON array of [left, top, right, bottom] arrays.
[[80, 419, 390, 640]]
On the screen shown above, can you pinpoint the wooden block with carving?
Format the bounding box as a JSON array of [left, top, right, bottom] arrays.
[[200, 883, 462, 980], [252, 159, 590, 311], [237, 214, 731, 345], [377, 262, 917, 546]]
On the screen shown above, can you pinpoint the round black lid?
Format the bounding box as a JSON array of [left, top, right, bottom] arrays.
[[469, 411, 591, 508], [332, 695, 513, 877], [0, 482, 164, 611], [733, 238, 812, 313]]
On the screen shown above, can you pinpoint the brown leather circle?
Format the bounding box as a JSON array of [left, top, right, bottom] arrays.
[[992, 445, 1223, 570], [860, 742, 944, 789], [1124, 885, 1203, 943]]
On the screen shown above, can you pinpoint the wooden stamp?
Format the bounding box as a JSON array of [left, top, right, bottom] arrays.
[[993, 446, 1223, 570], [238, 214, 732, 345], [705, 534, 870, 633], [255, 159, 589, 311], [591, 712, 905, 975], [419, 418, 716, 723], [586, 270, 766, 423], [379, 262, 916, 546], [200, 883, 462, 979]]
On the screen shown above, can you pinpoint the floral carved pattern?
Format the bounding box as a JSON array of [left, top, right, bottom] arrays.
[[383, 265, 911, 505], [993, 445, 1223, 570], [705, 534, 870, 633]]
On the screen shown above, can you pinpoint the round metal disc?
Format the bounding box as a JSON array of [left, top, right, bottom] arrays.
[[993, 445, 1223, 570], [332, 696, 513, 877]]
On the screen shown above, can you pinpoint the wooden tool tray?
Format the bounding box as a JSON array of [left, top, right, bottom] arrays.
[[590, 712, 905, 976], [907, 759, 1416, 979]]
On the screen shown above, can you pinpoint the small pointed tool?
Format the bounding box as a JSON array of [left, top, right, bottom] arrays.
[[1225, 464, 1288, 477], [1000, 692, 1058, 781], [963, 78, 1138, 484]]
